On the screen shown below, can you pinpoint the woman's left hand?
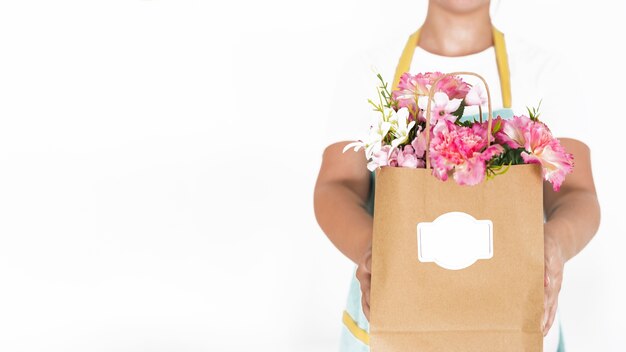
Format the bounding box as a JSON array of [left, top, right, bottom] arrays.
[[543, 225, 566, 336]]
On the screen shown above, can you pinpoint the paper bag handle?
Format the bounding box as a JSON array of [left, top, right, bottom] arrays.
[[424, 72, 493, 170]]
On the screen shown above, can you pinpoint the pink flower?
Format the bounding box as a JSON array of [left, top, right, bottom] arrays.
[[465, 83, 488, 106], [496, 116, 574, 191], [392, 73, 429, 112], [392, 72, 470, 121], [397, 144, 426, 168], [429, 121, 504, 185], [391, 72, 470, 121], [425, 72, 471, 100], [411, 128, 427, 158], [367, 145, 398, 171], [398, 126, 427, 168], [520, 122, 573, 191], [397, 145, 419, 168], [368, 128, 427, 170], [418, 92, 462, 125], [495, 115, 532, 149]]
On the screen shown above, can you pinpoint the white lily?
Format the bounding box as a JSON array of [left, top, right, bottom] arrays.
[[343, 112, 392, 160], [389, 107, 416, 153]]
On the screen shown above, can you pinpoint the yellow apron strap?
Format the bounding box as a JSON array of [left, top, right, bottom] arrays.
[[492, 26, 512, 108], [392, 29, 421, 92], [391, 26, 512, 108], [342, 310, 370, 345]]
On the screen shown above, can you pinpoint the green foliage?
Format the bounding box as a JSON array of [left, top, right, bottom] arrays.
[[456, 119, 474, 128], [376, 73, 397, 110], [486, 162, 512, 180], [452, 101, 466, 119], [527, 99, 543, 122], [485, 145, 524, 179], [489, 145, 525, 167], [492, 118, 502, 134]]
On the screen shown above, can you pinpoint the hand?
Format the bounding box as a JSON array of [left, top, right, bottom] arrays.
[[355, 245, 372, 320], [543, 227, 566, 336]]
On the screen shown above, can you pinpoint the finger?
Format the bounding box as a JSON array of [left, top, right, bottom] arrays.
[[356, 269, 371, 289], [543, 284, 561, 334], [542, 294, 548, 331], [361, 247, 372, 274], [357, 271, 371, 310], [544, 271, 550, 287], [355, 266, 365, 282], [542, 279, 553, 330], [362, 295, 370, 320], [543, 301, 558, 336], [356, 263, 369, 283], [542, 300, 551, 336]]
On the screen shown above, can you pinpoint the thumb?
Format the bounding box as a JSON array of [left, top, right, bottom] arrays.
[[364, 252, 372, 274]]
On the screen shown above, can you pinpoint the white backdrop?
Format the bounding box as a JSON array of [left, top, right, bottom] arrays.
[[0, 0, 624, 351]]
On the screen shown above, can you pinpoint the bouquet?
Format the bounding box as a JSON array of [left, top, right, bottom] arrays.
[[343, 72, 574, 191]]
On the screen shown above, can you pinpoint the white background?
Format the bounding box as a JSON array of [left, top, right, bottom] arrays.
[[0, 0, 624, 351]]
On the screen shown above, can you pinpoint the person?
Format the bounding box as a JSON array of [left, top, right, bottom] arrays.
[[313, 0, 601, 351]]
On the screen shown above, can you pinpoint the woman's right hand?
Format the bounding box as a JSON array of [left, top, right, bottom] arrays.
[[355, 244, 372, 320]]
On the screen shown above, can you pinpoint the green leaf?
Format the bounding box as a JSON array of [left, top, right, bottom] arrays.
[[492, 118, 502, 134], [526, 99, 543, 122], [456, 119, 473, 128], [452, 101, 466, 118]]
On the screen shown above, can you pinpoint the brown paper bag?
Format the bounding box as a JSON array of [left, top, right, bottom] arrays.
[[369, 72, 544, 351]]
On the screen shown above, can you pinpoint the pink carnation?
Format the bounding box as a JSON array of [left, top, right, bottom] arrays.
[[424, 72, 471, 100], [392, 72, 430, 114], [496, 116, 574, 191], [429, 121, 503, 185], [392, 72, 470, 121]]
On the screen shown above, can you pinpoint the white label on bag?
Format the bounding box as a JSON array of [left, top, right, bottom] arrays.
[[417, 212, 493, 270]]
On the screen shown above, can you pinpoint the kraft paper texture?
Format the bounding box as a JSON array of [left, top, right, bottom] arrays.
[[370, 164, 544, 352]]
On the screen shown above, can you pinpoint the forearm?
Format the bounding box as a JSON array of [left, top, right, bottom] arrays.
[[314, 181, 373, 264], [545, 189, 601, 262]]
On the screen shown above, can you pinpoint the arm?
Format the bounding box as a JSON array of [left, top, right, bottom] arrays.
[[313, 141, 373, 264], [314, 141, 375, 318], [544, 139, 601, 260], [542, 138, 601, 335]]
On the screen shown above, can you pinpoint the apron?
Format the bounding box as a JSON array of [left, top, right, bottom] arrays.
[[339, 26, 566, 352]]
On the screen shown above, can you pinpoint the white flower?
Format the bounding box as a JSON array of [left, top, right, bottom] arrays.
[[389, 107, 416, 153], [343, 112, 392, 160], [343, 107, 419, 160]]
